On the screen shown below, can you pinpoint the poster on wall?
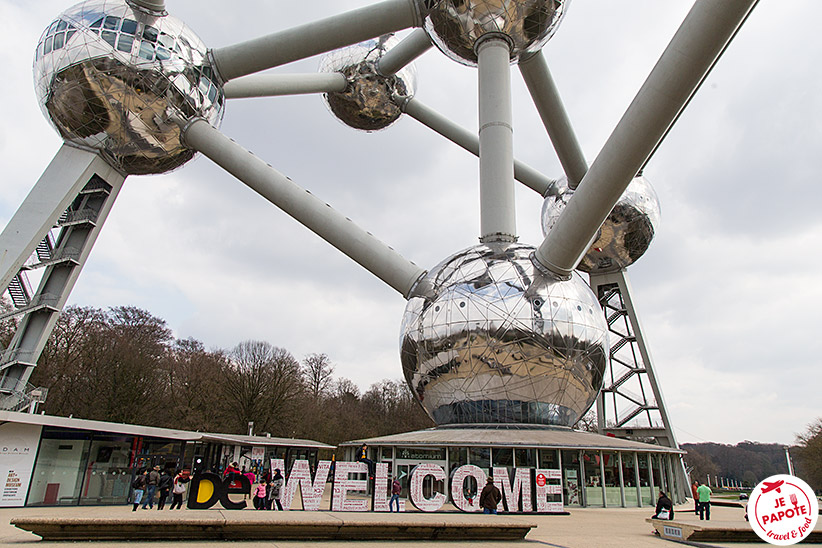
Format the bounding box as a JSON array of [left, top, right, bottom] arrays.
[[0, 422, 42, 507]]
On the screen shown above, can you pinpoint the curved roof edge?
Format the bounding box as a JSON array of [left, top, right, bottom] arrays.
[[339, 426, 683, 454], [0, 410, 333, 450]]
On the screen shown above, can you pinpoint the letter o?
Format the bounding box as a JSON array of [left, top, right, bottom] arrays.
[[450, 465, 486, 512], [409, 463, 447, 512]]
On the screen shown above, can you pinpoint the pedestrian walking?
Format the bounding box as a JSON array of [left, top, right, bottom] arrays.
[[389, 477, 401, 512], [131, 469, 147, 511], [157, 469, 173, 510], [479, 477, 502, 514], [142, 465, 161, 509]]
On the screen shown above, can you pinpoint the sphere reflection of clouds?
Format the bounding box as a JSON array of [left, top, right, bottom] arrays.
[[319, 35, 417, 131], [400, 242, 609, 427], [34, 0, 224, 175], [422, 0, 570, 66], [541, 176, 661, 273]]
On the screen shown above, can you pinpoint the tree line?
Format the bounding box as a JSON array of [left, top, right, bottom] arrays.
[[682, 427, 821, 492], [3, 303, 433, 445], [3, 300, 820, 485]]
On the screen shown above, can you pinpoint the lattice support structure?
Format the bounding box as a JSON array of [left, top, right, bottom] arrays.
[[0, 145, 126, 408], [589, 269, 689, 502]]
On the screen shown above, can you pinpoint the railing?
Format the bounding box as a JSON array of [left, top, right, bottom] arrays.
[[0, 380, 48, 412]]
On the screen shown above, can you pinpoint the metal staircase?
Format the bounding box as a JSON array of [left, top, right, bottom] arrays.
[[0, 148, 126, 410], [589, 269, 689, 502]]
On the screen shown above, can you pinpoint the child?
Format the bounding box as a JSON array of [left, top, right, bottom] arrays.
[[253, 480, 267, 510]]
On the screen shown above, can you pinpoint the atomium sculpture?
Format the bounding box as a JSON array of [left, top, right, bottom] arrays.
[[1, 0, 758, 495], [319, 34, 417, 131], [541, 176, 661, 274], [34, 0, 224, 175]]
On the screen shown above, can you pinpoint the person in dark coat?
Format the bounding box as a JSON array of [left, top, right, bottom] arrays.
[[652, 491, 675, 520], [157, 469, 173, 510], [131, 469, 148, 512], [268, 469, 284, 511], [479, 477, 502, 514]]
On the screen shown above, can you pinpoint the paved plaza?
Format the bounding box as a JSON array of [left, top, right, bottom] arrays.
[[2, 502, 818, 547]]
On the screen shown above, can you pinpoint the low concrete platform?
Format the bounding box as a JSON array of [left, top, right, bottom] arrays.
[[11, 512, 535, 541], [647, 517, 822, 543]]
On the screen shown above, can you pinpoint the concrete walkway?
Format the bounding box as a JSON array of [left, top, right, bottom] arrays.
[[1, 502, 818, 547]]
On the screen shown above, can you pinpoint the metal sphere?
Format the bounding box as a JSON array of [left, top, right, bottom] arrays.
[[541, 176, 661, 274], [421, 0, 570, 66], [319, 35, 417, 132], [33, 0, 224, 175], [400, 242, 608, 427]]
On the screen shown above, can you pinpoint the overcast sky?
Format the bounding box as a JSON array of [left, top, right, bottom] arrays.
[[1, 0, 820, 446]]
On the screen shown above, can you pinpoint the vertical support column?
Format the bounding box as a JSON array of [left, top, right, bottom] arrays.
[[648, 453, 655, 504], [578, 450, 586, 507], [617, 452, 626, 508], [599, 451, 606, 508], [633, 453, 642, 508], [476, 36, 516, 243], [667, 455, 676, 500]]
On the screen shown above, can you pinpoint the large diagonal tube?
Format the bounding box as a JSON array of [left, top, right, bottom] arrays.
[[376, 28, 433, 76], [211, 0, 421, 82], [519, 51, 588, 189], [535, 0, 758, 276], [224, 73, 348, 99], [398, 96, 554, 196], [183, 119, 428, 299]]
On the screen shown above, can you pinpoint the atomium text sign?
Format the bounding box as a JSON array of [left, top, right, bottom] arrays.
[[187, 459, 563, 513]]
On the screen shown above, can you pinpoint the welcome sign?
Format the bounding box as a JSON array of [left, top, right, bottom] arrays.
[[188, 459, 563, 513]]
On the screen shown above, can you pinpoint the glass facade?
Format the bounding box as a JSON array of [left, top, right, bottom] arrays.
[[21, 424, 324, 507], [602, 452, 621, 507], [561, 450, 582, 507], [582, 450, 603, 507], [359, 442, 683, 510], [28, 429, 91, 506]]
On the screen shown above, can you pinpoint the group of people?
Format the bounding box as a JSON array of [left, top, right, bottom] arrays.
[[251, 469, 286, 510], [692, 480, 712, 520], [651, 481, 713, 521], [131, 465, 190, 511]]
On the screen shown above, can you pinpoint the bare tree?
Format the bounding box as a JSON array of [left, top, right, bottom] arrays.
[[302, 353, 334, 400], [222, 340, 305, 435], [794, 418, 822, 491], [162, 338, 229, 432]]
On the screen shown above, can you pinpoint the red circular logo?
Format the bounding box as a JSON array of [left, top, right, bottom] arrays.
[[536, 474, 547, 487], [748, 474, 818, 545]]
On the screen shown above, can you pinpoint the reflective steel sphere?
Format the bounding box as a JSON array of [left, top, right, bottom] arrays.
[[319, 35, 417, 131], [34, 0, 224, 175], [541, 176, 661, 274], [400, 242, 608, 427], [421, 0, 570, 66]]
